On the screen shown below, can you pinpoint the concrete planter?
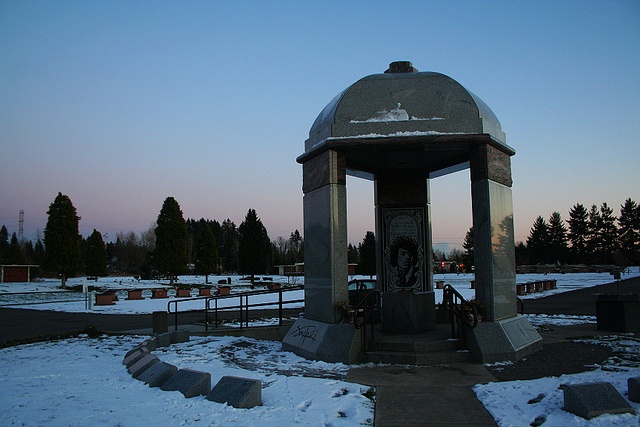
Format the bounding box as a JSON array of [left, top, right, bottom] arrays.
[[175, 288, 192, 297], [126, 289, 144, 300], [152, 288, 169, 299], [95, 293, 116, 305]]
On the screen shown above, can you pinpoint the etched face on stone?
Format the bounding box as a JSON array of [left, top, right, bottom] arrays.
[[397, 248, 413, 272]]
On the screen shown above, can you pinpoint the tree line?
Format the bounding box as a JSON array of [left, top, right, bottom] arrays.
[[0, 193, 298, 287], [2, 194, 638, 286], [519, 198, 640, 267]]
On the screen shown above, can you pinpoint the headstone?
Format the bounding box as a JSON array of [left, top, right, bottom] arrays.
[[170, 329, 190, 344], [628, 377, 640, 403], [127, 354, 159, 378], [206, 376, 262, 408], [137, 361, 178, 388], [160, 368, 211, 398], [562, 382, 635, 419], [123, 348, 149, 367]]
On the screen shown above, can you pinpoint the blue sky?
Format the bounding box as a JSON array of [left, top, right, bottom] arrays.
[[1, 0, 639, 248]]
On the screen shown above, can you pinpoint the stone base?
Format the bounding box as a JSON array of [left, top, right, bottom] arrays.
[[281, 317, 360, 364], [381, 291, 436, 334], [465, 315, 542, 364]]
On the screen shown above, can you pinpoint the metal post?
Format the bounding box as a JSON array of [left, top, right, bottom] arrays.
[[279, 288, 283, 327]]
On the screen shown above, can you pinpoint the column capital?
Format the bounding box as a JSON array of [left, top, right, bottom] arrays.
[[470, 143, 513, 187]]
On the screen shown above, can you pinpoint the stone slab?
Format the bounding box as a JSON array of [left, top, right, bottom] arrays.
[[466, 315, 542, 363], [138, 361, 178, 388], [127, 354, 159, 378], [628, 377, 640, 403], [170, 329, 190, 344], [123, 348, 149, 367], [563, 381, 635, 419], [160, 368, 211, 398], [381, 292, 436, 334], [282, 317, 359, 364], [140, 337, 158, 351], [207, 376, 262, 408], [155, 332, 172, 348]]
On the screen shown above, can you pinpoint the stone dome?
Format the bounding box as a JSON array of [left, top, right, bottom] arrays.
[[299, 62, 513, 179]]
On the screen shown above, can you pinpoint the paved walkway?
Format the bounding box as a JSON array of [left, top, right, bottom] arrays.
[[1, 276, 638, 426]]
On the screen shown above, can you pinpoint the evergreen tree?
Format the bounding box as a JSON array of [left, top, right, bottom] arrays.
[[0, 225, 8, 263], [618, 198, 640, 266], [597, 203, 619, 264], [567, 203, 589, 264], [586, 204, 601, 261], [7, 233, 27, 264], [220, 219, 239, 273], [526, 216, 549, 264], [515, 241, 528, 266], [347, 243, 359, 264], [194, 223, 218, 283], [238, 209, 270, 277], [44, 192, 82, 288], [33, 239, 45, 266], [358, 231, 376, 277], [85, 229, 108, 277], [462, 227, 474, 269], [288, 229, 303, 263], [154, 197, 188, 286], [548, 212, 568, 264]]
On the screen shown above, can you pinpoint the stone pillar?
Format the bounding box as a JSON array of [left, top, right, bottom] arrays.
[[375, 171, 435, 334], [466, 143, 542, 363], [282, 150, 359, 363], [470, 143, 516, 321], [301, 149, 348, 323]]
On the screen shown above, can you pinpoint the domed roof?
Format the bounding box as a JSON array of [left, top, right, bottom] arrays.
[[299, 62, 513, 179]]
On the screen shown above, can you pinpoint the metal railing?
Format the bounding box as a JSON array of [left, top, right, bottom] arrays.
[[442, 284, 478, 344], [352, 290, 380, 353], [167, 285, 304, 331]]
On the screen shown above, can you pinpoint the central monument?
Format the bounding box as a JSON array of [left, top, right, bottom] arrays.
[[282, 61, 541, 364]]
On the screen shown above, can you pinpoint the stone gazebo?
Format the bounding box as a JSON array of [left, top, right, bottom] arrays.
[[282, 61, 541, 363]]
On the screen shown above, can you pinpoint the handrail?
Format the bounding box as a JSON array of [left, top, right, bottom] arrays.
[[442, 284, 478, 342], [352, 289, 379, 353], [167, 285, 304, 331]]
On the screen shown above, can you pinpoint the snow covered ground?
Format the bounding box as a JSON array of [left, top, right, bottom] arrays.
[[2, 269, 638, 315], [1, 269, 639, 426]]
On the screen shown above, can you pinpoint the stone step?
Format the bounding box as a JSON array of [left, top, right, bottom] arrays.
[[360, 349, 471, 365], [367, 338, 461, 354]]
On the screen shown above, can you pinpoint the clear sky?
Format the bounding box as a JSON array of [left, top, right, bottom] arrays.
[[1, 0, 639, 249]]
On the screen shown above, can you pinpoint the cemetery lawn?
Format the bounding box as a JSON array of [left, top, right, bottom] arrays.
[[1, 270, 639, 426]]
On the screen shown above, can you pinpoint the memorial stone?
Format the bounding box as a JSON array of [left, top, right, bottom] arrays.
[[160, 368, 211, 398], [563, 382, 635, 419], [206, 376, 262, 408], [138, 361, 178, 388], [127, 354, 159, 378]]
